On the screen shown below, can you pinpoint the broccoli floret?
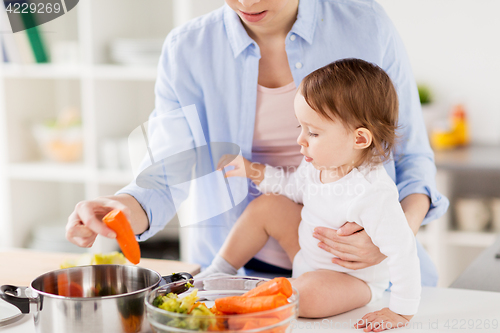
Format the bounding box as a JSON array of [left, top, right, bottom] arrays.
[[156, 289, 217, 331], [152, 296, 164, 308]]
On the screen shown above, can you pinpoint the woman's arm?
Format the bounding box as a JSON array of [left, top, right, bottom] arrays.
[[66, 33, 198, 247], [400, 193, 431, 235]]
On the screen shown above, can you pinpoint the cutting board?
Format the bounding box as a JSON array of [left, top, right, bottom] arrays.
[[0, 249, 200, 286]]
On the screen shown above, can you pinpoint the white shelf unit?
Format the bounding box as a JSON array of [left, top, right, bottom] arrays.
[[0, 0, 225, 252], [418, 153, 500, 288]]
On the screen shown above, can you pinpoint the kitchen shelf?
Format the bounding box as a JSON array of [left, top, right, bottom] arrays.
[[446, 230, 498, 247], [8, 162, 89, 182], [0, 0, 225, 251], [419, 229, 498, 248], [91, 65, 158, 81], [0, 64, 82, 79], [0, 64, 158, 81], [426, 150, 500, 287], [97, 169, 134, 185]]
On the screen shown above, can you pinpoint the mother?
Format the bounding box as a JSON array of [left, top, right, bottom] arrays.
[[66, 0, 448, 286]]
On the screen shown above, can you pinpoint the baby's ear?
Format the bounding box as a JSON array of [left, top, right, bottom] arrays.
[[353, 128, 373, 150]]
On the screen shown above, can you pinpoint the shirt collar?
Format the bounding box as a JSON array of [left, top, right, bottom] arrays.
[[290, 0, 317, 45], [223, 5, 255, 58], [224, 0, 318, 58]]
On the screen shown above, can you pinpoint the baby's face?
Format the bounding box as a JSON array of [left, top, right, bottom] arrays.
[[294, 92, 359, 173]]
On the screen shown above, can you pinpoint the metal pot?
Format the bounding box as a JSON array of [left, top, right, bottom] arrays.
[[0, 265, 192, 333]]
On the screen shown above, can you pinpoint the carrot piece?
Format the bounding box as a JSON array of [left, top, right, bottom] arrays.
[[243, 277, 292, 298], [210, 304, 226, 316], [215, 294, 288, 314], [241, 318, 284, 332], [120, 314, 143, 333], [43, 275, 56, 295], [102, 209, 141, 265], [57, 274, 70, 297], [228, 310, 292, 331], [228, 316, 279, 330], [69, 282, 83, 297], [57, 274, 83, 297]]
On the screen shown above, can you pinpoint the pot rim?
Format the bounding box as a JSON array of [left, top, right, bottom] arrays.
[[30, 264, 162, 300]]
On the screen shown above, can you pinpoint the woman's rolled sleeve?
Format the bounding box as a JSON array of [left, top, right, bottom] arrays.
[[396, 154, 450, 226]]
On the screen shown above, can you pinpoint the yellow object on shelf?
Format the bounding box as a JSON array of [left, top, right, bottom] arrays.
[[451, 105, 469, 146], [431, 104, 469, 150]]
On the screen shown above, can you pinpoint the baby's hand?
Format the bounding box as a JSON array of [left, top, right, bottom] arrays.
[[216, 154, 266, 185], [354, 308, 413, 332]]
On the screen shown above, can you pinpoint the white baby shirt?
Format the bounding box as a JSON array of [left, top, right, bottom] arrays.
[[257, 158, 421, 315]]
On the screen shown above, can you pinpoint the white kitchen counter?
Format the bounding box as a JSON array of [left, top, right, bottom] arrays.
[[2, 287, 499, 332]]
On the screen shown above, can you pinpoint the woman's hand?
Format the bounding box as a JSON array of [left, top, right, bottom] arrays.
[[354, 308, 413, 332], [313, 222, 387, 270], [217, 154, 266, 185], [66, 194, 145, 248]]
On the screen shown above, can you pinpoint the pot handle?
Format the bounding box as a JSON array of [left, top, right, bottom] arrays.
[[159, 272, 193, 294], [0, 285, 31, 314]]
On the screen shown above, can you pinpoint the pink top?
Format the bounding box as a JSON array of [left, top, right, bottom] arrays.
[[252, 81, 303, 169], [251, 81, 303, 270]]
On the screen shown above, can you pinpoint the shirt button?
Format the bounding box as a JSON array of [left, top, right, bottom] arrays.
[[290, 34, 296, 41], [295, 62, 303, 69]]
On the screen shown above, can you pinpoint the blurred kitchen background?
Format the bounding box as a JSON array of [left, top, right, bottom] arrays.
[[0, 0, 499, 288]]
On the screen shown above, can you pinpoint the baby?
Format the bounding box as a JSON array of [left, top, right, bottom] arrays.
[[198, 59, 421, 331]]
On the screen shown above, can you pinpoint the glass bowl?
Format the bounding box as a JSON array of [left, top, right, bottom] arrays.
[[145, 276, 299, 332]]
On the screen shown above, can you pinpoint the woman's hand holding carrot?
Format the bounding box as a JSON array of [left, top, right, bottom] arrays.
[[102, 209, 141, 265]]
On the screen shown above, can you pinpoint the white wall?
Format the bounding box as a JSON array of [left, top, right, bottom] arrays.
[[173, 0, 225, 27], [378, 0, 500, 145]]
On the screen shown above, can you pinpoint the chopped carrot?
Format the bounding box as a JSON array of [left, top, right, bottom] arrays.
[[228, 316, 279, 330], [242, 318, 285, 333], [227, 311, 291, 331], [243, 277, 292, 298], [215, 294, 288, 314], [69, 282, 83, 297], [210, 304, 226, 316], [102, 210, 141, 265], [57, 274, 69, 296], [120, 314, 143, 333], [57, 274, 83, 297], [43, 275, 56, 295]]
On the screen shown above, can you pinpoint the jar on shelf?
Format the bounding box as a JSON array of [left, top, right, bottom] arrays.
[[32, 107, 83, 163], [490, 198, 500, 233], [455, 197, 491, 232]]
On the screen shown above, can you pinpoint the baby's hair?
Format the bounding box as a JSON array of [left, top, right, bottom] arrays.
[[300, 58, 399, 164]]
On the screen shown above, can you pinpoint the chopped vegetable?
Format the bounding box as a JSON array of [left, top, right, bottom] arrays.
[[243, 277, 292, 298], [92, 252, 127, 265], [152, 278, 293, 331], [215, 294, 288, 314], [102, 210, 141, 265], [60, 252, 127, 269], [57, 274, 83, 297], [120, 314, 142, 333], [152, 289, 217, 330], [155, 290, 201, 314], [242, 317, 285, 333]]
